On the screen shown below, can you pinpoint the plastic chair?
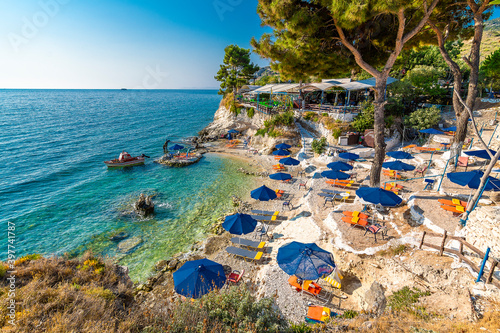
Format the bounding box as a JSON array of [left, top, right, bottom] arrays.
[[363, 223, 387, 242], [228, 269, 245, 284], [457, 156, 469, 171]]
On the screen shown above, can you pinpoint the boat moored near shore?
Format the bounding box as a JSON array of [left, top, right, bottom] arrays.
[[104, 151, 148, 168]]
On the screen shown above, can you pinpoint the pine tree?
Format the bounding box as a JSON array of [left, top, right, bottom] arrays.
[[215, 45, 259, 96]]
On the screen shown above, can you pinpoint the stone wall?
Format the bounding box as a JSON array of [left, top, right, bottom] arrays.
[[465, 206, 500, 260]]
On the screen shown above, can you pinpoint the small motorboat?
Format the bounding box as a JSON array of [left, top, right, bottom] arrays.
[[104, 151, 148, 168]]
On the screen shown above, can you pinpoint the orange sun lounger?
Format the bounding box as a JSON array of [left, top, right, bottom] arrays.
[[438, 198, 468, 208], [343, 211, 369, 220], [341, 216, 369, 227], [440, 204, 465, 214], [288, 276, 322, 296]]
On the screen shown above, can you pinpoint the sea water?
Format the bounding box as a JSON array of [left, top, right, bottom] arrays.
[[0, 89, 254, 281]]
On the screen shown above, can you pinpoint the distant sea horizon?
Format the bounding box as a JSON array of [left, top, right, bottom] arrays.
[[0, 89, 254, 281]]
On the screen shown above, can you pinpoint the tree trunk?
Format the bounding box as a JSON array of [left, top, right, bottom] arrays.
[[370, 75, 388, 187]]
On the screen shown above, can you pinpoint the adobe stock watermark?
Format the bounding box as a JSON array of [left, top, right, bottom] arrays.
[[7, 0, 72, 53], [213, 0, 243, 21], [133, 65, 169, 89]]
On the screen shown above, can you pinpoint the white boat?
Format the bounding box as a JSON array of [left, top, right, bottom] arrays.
[[104, 151, 146, 168]]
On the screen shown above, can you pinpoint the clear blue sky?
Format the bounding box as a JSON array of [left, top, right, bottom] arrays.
[[0, 1, 498, 89]]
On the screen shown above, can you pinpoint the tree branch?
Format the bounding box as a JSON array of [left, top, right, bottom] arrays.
[[333, 18, 380, 77], [462, 55, 473, 69], [454, 89, 494, 158], [402, 0, 440, 44]]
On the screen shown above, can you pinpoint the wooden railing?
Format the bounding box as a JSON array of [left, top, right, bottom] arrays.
[[419, 231, 499, 289]]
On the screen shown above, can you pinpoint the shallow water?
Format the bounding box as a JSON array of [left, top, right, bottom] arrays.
[[0, 89, 254, 281]]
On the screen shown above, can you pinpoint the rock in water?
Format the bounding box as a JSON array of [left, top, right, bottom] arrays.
[[134, 193, 155, 216], [117, 236, 143, 253], [110, 231, 129, 242]]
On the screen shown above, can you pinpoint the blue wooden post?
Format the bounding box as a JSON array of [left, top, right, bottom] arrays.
[[460, 181, 488, 226], [476, 247, 491, 283], [437, 157, 452, 192]]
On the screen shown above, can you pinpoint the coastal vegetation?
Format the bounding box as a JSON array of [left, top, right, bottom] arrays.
[[311, 137, 327, 155], [214, 45, 259, 96], [256, 111, 295, 138], [404, 106, 442, 130]]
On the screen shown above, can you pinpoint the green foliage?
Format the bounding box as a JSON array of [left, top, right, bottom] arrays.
[[386, 80, 419, 115], [404, 65, 447, 100], [0, 264, 6, 278], [311, 137, 327, 155], [388, 286, 431, 315], [230, 102, 242, 115], [405, 106, 441, 130], [332, 128, 343, 140], [168, 284, 288, 332], [256, 128, 268, 136], [351, 102, 375, 132], [481, 48, 500, 90], [247, 107, 255, 118], [15, 253, 42, 265], [340, 310, 358, 319], [289, 322, 314, 332], [266, 112, 294, 127], [215, 44, 259, 96], [303, 111, 317, 121]]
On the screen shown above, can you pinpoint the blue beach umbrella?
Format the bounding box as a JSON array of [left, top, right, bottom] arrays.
[[277, 242, 335, 280], [419, 128, 444, 135], [269, 172, 292, 181], [447, 170, 500, 191], [382, 160, 416, 171], [386, 151, 414, 160], [223, 213, 257, 235], [464, 149, 497, 160], [443, 126, 457, 132], [251, 185, 277, 201], [321, 170, 350, 180], [276, 143, 292, 149], [228, 129, 239, 134], [170, 144, 185, 151], [327, 161, 353, 171], [273, 149, 290, 156], [279, 157, 300, 166], [173, 259, 226, 299], [356, 187, 403, 207], [339, 152, 359, 160]]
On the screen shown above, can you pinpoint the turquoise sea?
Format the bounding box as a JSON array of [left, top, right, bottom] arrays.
[[0, 89, 255, 281]]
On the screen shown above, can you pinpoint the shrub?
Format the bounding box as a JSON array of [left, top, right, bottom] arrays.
[[303, 111, 317, 121], [405, 106, 441, 130], [0, 264, 7, 278], [290, 322, 314, 332], [332, 128, 343, 140], [351, 102, 375, 132], [311, 137, 327, 155], [230, 102, 241, 115], [223, 92, 234, 110], [321, 112, 328, 117], [15, 254, 42, 266], [340, 310, 358, 319], [247, 107, 255, 118], [256, 128, 268, 136], [388, 286, 431, 316]]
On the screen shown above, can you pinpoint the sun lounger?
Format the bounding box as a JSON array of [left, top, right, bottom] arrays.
[[249, 214, 285, 222], [321, 189, 343, 194], [341, 216, 369, 228], [274, 155, 290, 160], [326, 180, 354, 188], [251, 210, 280, 216], [230, 237, 266, 249], [440, 204, 465, 214], [438, 198, 467, 208], [288, 276, 332, 304], [226, 246, 263, 262], [342, 211, 369, 220], [306, 305, 332, 324]]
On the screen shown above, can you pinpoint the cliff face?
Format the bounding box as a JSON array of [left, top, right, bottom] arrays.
[[198, 101, 301, 153]]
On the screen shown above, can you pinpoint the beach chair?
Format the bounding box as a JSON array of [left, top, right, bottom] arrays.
[[423, 179, 435, 190], [298, 180, 307, 190], [323, 268, 343, 289], [272, 164, 286, 171], [251, 210, 280, 216], [230, 237, 266, 249], [342, 211, 369, 220], [305, 305, 333, 324], [438, 198, 468, 208], [341, 216, 369, 228], [363, 223, 387, 242], [288, 276, 332, 304], [457, 156, 469, 171], [282, 201, 292, 210], [414, 165, 428, 177], [249, 214, 286, 222], [228, 269, 245, 284], [226, 246, 263, 262]]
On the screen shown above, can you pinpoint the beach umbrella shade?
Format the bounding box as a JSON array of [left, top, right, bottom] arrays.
[[223, 213, 257, 235], [169, 144, 185, 151], [277, 242, 335, 280], [447, 170, 500, 191], [443, 126, 457, 132], [356, 187, 403, 207], [273, 149, 290, 156], [251, 185, 277, 201], [173, 259, 226, 299], [419, 128, 444, 135], [464, 149, 497, 160], [275, 143, 292, 149], [269, 172, 292, 181], [386, 151, 414, 160], [228, 129, 239, 134], [279, 157, 300, 166], [382, 161, 416, 171], [321, 170, 350, 180], [326, 161, 353, 171], [338, 152, 359, 160]]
